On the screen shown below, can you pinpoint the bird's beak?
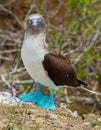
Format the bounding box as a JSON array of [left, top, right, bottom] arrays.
[[32, 19, 38, 26], [29, 18, 40, 29]]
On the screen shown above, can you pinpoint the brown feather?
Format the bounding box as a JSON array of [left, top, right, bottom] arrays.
[[42, 53, 81, 87]]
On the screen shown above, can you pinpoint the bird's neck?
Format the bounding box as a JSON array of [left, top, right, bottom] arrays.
[[22, 30, 48, 62], [24, 30, 46, 47]]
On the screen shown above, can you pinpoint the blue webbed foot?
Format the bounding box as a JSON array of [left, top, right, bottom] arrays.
[[38, 95, 56, 110], [18, 82, 42, 103], [18, 82, 56, 110], [18, 92, 42, 103]]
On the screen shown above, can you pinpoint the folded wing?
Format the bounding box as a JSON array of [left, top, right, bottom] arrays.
[[42, 52, 83, 87]]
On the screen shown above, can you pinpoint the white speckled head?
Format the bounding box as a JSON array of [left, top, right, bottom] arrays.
[[24, 14, 47, 48], [26, 14, 45, 34]]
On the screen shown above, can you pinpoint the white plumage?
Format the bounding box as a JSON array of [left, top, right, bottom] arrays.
[[21, 32, 58, 90]]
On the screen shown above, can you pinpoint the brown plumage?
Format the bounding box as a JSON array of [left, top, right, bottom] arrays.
[[43, 52, 87, 87]]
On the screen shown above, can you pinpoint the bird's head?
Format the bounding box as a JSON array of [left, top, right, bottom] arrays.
[[27, 14, 45, 34]]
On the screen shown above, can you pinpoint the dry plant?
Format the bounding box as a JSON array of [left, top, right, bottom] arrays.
[[0, 0, 101, 114]]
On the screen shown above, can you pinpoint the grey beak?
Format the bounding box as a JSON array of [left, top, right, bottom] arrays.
[[32, 19, 38, 26], [29, 18, 40, 28]]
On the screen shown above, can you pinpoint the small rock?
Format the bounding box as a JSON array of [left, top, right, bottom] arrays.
[[49, 113, 58, 119], [71, 111, 78, 118]]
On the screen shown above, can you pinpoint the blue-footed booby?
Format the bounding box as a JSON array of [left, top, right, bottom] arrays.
[[18, 14, 87, 110]]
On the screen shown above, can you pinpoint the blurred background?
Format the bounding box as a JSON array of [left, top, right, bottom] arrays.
[[0, 0, 101, 115]]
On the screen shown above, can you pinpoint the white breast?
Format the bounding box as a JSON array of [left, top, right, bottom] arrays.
[[21, 35, 58, 90]]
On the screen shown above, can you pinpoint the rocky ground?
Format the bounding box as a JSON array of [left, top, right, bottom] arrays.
[[0, 92, 100, 130]]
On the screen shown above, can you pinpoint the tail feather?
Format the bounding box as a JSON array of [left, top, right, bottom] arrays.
[[77, 79, 87, 86]]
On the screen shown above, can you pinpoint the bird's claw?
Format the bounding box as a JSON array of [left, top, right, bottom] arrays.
[[38, 96, 56, 110]]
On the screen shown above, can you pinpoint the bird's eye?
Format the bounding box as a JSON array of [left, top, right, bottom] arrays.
[[29, 19, 33, 24], [38, 18, 42, 23]]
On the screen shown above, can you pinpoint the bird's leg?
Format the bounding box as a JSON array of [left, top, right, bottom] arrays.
[[18, 84, 56, 110], [18, 82, 43, 102], [35, 82, 41, 93], [38, 89, 56, 110]]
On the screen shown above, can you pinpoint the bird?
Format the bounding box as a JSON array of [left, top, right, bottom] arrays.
[[18, 14, 87, 110]]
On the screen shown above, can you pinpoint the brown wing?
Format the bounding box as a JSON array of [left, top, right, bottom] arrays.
[[42, 53, 80, 87]]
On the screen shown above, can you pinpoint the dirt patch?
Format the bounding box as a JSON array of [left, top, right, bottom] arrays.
[[0, 104, 100, 130]]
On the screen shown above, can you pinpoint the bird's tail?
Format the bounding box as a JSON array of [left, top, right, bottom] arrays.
[[77, 79, 87, 86]]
